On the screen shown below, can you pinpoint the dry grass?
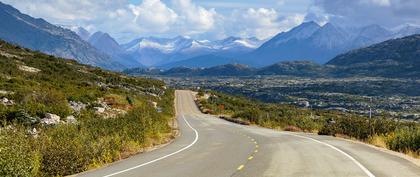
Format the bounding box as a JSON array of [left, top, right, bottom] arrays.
[[405, 150, 420, 159], [368, 135, 387, 148], [103, 94, 140, 111], [119, 141, 142, 159], [283, 125, 302, 132]]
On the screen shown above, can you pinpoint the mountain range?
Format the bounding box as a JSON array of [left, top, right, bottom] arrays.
[[124, 34, 420, 78], [90, 21, 418, 69], [67, 26, 265, 68], [120, 36, 264, 67], [327, 34, 420, 78], [240, 22, 419, 67], [1, 1, 419, 72], [0, 2, 123, 70]]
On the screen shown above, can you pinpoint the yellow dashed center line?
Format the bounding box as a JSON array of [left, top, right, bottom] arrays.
[[234, 133, 260, 172]]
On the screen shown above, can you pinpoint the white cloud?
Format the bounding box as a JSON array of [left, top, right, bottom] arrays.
[[2, 0, 224, 41], [129, 0, 178, 32], [2, 0, 128, 23], [172, 0, 218, 34], [2, 0, 312, 41], [304, 6, 329, 25], [229, 8, 304, 39], [311, 0, 420, 28]]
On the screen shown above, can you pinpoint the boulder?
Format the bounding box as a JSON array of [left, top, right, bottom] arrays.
[[0, 90, 14, 95], [1, 97, 8, 103], [149, 101, 158, 108], [41, 113, 61, 125], [66, 115, 77, 124], [94, 107, 105, 113], [1, 97, 14, 106], [69, 101, 86, 113], [28, 128, 39, 138]]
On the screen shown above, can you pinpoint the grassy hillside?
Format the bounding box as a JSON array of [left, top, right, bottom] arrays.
[[327, 34, 420, 78], [0, 40, 175, 176], [196, 90, 419, 158]]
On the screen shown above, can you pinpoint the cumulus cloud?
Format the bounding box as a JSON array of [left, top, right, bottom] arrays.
[[2, 0, 127, 24], [4, 0, 418, 41], [228, 8, 304, 39], [171, 0, 218, 34], [2, 0, 222, 41], [129, 0, 178, 32], [310, 0, 420, 28]]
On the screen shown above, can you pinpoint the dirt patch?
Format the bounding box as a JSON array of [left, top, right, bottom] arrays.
[[283, 125, 303, 132], [0, 51, 22, 59], [18, 65, 41, 73]]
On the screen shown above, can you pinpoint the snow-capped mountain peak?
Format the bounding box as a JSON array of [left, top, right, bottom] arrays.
[[211, 37, 264, 50], [124, 36, 194, 53], [138, 39, 177, 53], [121, 35, 263, 67], [234, 39, 257, 49], [393, 24, 420, 38], [123, 36, 263, 53], [270, 21, 321, 45]]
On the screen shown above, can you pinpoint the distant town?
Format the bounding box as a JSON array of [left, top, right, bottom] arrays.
[[155, 76, 420, 122]]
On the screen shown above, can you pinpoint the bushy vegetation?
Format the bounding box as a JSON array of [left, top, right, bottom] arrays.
[[197, 90, 420, 157], [0, 40, 175, 176], [386, 127, 420, 156], [198, 91, 323, 132], [36, 103, 174, 176]]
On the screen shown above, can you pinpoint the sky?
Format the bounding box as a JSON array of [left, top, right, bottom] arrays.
[[3, 0, 420, 43]]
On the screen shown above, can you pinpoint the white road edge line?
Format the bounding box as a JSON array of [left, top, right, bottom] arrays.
[[103, 115, 199, 177], [284, 133, 375, 177]]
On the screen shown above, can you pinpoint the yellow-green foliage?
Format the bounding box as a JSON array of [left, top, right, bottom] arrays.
[[0, 40, 176, 176], [201, 90, 420, 156], [0, 129, 40, 177], [386, 127, 420, 156], [201, 91, 322, 132]]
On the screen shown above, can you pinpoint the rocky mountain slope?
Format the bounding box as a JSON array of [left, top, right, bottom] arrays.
[[0, 2, 123, 70], [87, 31, 143, 68], [327, 34, 420, 78], [241, 21, 419, 67]]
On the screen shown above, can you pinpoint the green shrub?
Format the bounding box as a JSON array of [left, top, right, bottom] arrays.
[[40, 125, 93, 176], [12, 109, 40, 126], [199, 90, 420, 158], [386, 127, 420, 155], [0, 129, 40, 177]]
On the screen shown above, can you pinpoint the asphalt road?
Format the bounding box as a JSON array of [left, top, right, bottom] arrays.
[[79, 90, 420, 177]]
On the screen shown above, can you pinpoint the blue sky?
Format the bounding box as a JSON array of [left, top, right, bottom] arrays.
[[3, 0, 419, 43]]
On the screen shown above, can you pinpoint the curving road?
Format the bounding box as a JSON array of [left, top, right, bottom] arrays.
[[78, 90, 420, 177]]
